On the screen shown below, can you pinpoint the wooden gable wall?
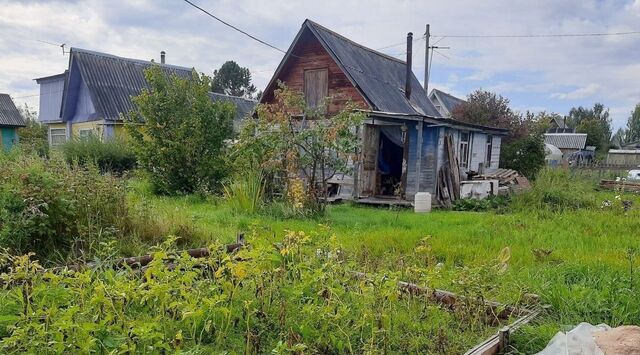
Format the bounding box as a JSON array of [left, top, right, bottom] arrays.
[[263, 30, 368, 114]]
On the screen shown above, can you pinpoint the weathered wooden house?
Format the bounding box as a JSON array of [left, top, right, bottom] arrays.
[[0, 93, 25, 150], [261, 20, 507, 203], [35, 48, 256, 146]]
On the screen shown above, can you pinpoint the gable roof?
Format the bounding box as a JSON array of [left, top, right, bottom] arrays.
[[263, 20, 441, 117], [544, 133, 587, 150], [429, 88, 465, 115], [0, 94, 25, 127], [62, 48, 194, 121]]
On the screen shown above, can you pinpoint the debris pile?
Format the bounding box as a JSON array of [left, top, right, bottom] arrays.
[[435, 134, 461, 207], [599, 179, 640, 193], [473, 168, 531, 194]]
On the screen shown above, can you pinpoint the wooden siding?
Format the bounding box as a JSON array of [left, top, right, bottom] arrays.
[[490, 136, 501, 170], [469, 132, 487, 172], [263, 31, 368, 114]]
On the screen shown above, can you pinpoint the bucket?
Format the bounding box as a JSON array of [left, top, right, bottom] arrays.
[[414, 192, 431, 213]]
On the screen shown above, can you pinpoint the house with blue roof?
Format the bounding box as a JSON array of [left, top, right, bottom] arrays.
[[0, 94, 25, 150], [35, 48, 256, 146], [428, 88, 466, 118], [260, 20, 507, 203]]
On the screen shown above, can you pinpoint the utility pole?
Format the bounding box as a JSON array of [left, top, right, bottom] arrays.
[[424, 24, 430, 93]]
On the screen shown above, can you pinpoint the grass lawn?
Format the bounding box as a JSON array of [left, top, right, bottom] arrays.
[[135, 182, 640, 353]]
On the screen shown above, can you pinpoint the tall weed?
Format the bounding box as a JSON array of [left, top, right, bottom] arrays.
[[223, 170, 265, 214], [511, 168, 598, 212], [60, 135, 136, 174]]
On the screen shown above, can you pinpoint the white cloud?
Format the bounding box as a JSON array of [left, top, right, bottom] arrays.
[[0, 0, 639, 130], [551, 83, 602, 100]]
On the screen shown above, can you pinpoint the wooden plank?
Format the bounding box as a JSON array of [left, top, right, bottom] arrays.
[[464, 307, 542, 355]]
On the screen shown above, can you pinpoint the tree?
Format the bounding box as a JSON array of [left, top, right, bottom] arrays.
[[500, 135, 545, 179], [211, 61, 257, 99], [17, 103, 48, 156], [231, 84, 364, 213], [126, 66, 234, 195], [451, 90, 530, 142], [567, 103, 612, 152], [626, 104, 640, 143]]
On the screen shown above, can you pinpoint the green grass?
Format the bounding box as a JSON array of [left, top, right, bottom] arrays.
[[128, 177, 640, 352]]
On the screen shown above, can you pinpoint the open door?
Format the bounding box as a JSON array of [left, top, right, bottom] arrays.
[[360, 124, 379, 196]]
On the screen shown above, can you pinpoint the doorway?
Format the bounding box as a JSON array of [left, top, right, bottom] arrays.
[[377, 130, 403, 195]]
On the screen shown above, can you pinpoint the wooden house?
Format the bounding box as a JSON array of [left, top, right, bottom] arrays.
[[35, 48, 257, 146], [0, 93, 25, 150], [260, 20, 507, 203]]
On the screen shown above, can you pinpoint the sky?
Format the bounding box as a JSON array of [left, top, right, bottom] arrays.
[[1, 0, 639, 130]]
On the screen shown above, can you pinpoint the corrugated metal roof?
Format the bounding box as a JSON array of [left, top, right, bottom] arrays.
[[431, 88, 465, 114], [306, 21, 440, 117], [544, 133, 587, 149], [0, 94, 25, 127], [67, 48, 194, 120], [208, 93, 257, 122]]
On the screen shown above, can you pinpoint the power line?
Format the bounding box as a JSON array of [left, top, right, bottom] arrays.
[[182, 0, 287, 54], [12, 90, 64, 100], [375, 35, 425, 51], [434, 30, 640, 38]]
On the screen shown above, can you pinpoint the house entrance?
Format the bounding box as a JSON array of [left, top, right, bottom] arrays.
[[377, 129, 403, 195]]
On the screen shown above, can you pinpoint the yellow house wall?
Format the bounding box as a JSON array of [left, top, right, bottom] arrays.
[[70, 120, 105, 139]]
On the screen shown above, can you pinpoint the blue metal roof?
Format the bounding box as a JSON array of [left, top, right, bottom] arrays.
[[63, 48, 194, 121], [0, 94, 25, 127]]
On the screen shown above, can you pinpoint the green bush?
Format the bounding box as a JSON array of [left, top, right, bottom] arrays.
[[60, 135, 136, 174], [223, 170, 264, 214], [0, 151, 134, 259], [500, 135, 545, 179], [126, 66, 234, 195], [511, 168, 598, 212], [453, 195, 510, 212]]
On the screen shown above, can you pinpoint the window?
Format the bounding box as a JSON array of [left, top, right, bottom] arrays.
[[303, 68, 328, 113], [459, 132, 470, 168], [79, 129, 94, 140], [50, 128, 67, 146], [485, 135, 493, 167]]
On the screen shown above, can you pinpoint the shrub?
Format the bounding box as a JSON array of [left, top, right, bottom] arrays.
[[16, 104, 48, 157], [60, 135, 136, 174], [223, 170, 265, 214], [0, 151, 142, 259], [453, 195, 510, 212], [500, 135, 545, 179], [126, 66, 234, 195], [511, 168, 598, 212]]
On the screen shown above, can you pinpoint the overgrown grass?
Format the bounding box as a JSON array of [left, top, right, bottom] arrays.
[[125, 173, 640, 352], [60, 135, 136, 174]]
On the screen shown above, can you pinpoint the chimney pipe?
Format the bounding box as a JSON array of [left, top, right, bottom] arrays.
[[160, 51, 166, 64], [405, 32, 413, 100]]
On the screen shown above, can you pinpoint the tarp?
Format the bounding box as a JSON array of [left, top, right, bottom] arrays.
[[536, 323, 610, 355]]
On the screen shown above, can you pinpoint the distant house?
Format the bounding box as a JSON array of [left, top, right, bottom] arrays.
[[543, 133, 587, 159], [606, 149, 640, 166], [428, 89, 465, 118], [546, 116, 574, 133], [35, 48, 256, 146], [0, 94, 25, 150], [260, 20, 507, 201]]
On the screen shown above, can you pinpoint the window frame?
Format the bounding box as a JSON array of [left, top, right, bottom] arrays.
[[459, 131, 471, 168], [485, 135, 493, 167], [49, 128, 67, 146], [78, 128, 94, 140]]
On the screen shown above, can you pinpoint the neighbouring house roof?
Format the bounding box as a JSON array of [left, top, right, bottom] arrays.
[[34, 72, 68, 83], [263, 19, 441, 117], [544, 133, 587, 150], [209, 93, 257, 122], [551, 116, 569, 129], [61, 48, 194, 121], [0, 94, 25, 127], [429, 88, 465, 116], [608, 149, 640, 154]]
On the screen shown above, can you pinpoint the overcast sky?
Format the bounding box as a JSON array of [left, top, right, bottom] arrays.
[[1, 0, 639, 129]]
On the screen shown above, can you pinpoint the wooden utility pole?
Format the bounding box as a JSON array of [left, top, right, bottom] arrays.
[[424, 24, 430, 92]]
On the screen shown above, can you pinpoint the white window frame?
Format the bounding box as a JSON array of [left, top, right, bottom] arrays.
[[485, 135, 493, 167], [78, 128, 94, 140], [459, 131, 471, 168], [49, 128, 67, 146]]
